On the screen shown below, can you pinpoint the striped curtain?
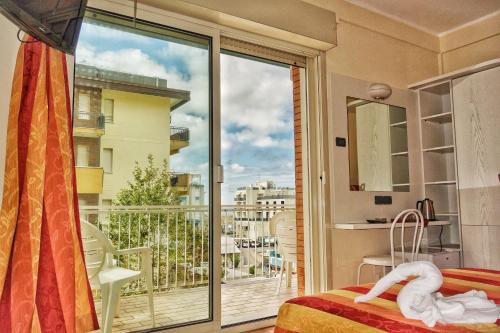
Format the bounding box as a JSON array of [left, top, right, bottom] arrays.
[[0, 36, 98, 332]]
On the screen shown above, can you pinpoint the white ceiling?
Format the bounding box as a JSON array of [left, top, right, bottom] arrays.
[[345, 0, 500, 35]]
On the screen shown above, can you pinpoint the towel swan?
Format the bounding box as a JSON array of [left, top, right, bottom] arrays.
[[355, 261, 500, 327]]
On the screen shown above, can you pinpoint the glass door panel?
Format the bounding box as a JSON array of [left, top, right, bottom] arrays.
[[74, 9, 213, 332]]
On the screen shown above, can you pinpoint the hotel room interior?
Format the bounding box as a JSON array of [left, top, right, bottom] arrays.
[[0, 0, 499, 332]]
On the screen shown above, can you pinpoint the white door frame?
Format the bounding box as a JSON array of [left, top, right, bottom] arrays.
[[86, 1, 325, 331], [87, 1, 222, 332]]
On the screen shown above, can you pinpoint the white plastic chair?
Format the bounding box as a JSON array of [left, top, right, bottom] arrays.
[[269, 211, 297, 295], [81, 220, 155, 333], [356, 209, 425, 284]]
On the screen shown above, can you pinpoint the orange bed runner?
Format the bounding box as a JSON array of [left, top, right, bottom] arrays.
[[275, 268, 500, 333]]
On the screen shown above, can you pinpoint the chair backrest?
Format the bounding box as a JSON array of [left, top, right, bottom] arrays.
[[390, 209, 425, 269], [81, 220, 115, 280], [269, 211, 297, 263]]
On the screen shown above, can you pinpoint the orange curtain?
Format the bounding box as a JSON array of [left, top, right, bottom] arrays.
[[0, 36, 98, 332]]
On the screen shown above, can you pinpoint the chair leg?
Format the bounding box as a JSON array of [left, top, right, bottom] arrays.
[[115, 298, 120, 318], [286, 261, 292, 288], [146, 269, 155, 327], [276, 261, 284, 295], [103, 282, 121, 333], [100, 283, 110, 329], [357, 262, 368, 285]]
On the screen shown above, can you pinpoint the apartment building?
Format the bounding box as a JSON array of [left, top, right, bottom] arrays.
[[73, 64, 191, 205], [232, 180, 295, 239]]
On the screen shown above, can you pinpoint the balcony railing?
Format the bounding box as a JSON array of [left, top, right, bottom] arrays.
[[75, 112, 106, 129], [170, 126, 189, 142], [79, 204, 295, 296]]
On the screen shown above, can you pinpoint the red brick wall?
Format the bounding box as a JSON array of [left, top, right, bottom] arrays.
[[73, 86, 102, 128], [292, 66, 305, 296], [73, 137, 101, 168]]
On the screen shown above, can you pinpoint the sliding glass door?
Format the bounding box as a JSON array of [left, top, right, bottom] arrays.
[[74, 8, 220, 332]]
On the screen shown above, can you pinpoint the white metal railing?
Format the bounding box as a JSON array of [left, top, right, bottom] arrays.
[[79, 204, 295, 295]]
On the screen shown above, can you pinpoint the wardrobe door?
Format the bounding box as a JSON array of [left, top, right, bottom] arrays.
[[452, 66, 500, 269]]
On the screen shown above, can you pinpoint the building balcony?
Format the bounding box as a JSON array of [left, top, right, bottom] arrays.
[[170, 173, 190, 195], [79, 204, 297, 331], [170, 126, 189, 155], [75, 166, 104, 194], [73, 113, 106, 137]]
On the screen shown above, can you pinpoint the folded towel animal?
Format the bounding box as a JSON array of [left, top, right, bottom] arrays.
[[354, 261, 500, 327]]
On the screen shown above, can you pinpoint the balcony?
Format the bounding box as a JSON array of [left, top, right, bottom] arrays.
[[74, 113, 106, 137], [80, 204, 297, 331], [170, 173, 190, 195], [170, 126, 190, 155], [75, 167, 104, 194]]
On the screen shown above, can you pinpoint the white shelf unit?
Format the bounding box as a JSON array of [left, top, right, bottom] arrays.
[[417, 81, 462, 258], [389, 105, 409, 192]]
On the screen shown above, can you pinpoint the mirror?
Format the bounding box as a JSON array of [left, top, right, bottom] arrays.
[[347, 97, 409, 192]]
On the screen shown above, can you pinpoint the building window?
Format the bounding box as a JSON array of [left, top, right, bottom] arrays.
[[78, 93, 90, 120], [76, 144, 89, 167], [103, 98, 114, 123], [102, 199, 112, 206], [102, 148, 113, 173]]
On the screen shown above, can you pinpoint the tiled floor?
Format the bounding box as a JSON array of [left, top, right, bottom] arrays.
[[94, 276, 297, 332]]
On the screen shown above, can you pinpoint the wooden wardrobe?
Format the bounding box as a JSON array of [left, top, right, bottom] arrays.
[[410, 60, 500, 270]]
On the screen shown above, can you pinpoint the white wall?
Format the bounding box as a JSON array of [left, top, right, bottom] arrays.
[[0, 15, 20, 203]]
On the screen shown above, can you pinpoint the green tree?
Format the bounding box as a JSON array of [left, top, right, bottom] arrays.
[[113, 154, 179, 206], [106, 154, 208, 293]]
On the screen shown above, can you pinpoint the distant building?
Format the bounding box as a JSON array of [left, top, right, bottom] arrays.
[[232, 180, 295, 239], [171, 173, 205, 206], [73, 64, 191, 206]]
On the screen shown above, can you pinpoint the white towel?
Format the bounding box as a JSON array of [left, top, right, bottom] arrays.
[[354, 261, 500, 327]]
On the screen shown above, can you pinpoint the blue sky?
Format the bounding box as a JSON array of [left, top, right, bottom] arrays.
[[76, 21, 295, 204]]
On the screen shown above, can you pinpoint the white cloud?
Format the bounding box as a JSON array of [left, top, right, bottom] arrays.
[[230, 163, 245, 173], [220, 53, 293, 149]]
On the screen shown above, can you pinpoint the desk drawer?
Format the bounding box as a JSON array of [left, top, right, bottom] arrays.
[[432, 251, 460, 268]]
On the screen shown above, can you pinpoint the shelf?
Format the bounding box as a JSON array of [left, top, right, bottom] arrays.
[[428, 243, 461, 251], [435, 212, 459, 216], [425, 180, 456, 185], [421, 112, 452, 123], [393, 183, 410, 187], [392, 151, 408, 156], [422, 145, 454, 153], [390, 121, 407, 128]]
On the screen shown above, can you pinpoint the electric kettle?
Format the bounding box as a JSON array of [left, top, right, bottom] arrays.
[[416, 198, 436, 221]]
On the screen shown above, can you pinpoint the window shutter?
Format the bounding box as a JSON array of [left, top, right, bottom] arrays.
[[221, 36, 307, 68]]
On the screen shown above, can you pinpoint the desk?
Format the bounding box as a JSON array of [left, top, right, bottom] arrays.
[[330, 220, 450, 230]]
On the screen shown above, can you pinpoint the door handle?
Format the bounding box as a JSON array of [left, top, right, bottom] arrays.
[[217, 165, 224, 184]]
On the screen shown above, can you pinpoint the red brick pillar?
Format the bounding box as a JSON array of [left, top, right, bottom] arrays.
[[291, 66, 305, 296]]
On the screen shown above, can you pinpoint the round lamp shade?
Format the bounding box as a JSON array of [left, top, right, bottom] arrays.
[[368, 83, 392, 100]]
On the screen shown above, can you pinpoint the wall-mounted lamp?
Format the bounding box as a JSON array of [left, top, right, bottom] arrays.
[[368, 83, 392, 100]]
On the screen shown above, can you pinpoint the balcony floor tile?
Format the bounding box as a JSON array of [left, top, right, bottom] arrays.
[[92, 276, 297, 332]]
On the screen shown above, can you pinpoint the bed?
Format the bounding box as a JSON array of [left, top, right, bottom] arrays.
[[275, 268, 500, 333]]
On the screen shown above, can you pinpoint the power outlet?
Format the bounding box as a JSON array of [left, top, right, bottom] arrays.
[[375, 196, 392, 205]]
